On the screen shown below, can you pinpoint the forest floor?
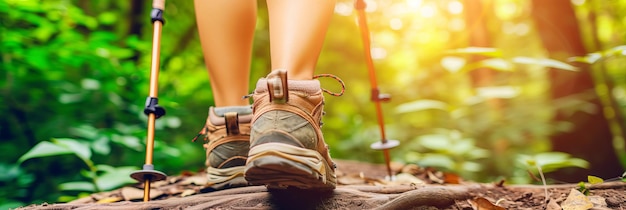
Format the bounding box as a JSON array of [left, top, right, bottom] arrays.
[[17, 160, 626, 210]]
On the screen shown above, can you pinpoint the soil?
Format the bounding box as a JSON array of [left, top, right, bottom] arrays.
[[16, 160, 626, 210]]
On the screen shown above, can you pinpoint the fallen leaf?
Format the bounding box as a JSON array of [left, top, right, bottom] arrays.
[[401, 164, 422, 175], [393, 173, 425, 185], [180, 189, 197, 197], [179, 175, 208, 186], [121, 186, 163, 201], [337, 174, 367, 185], [427, 171, 444, 184], [390, 162, 405, 173], [443, 172, 461, 184], [561, 188, 593, 210], [152, 180, 169, 187], [90, 191, 116, 201], [468, 197, 506, 210], [546, 199, 561, 210], [180, 170, 195, 177], [96, 196, 122, 204]]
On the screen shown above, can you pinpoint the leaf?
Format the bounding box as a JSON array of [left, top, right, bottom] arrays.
[[468, 197, 506, 210], [418, 154, 455, 170], [418, 134, 450, 151], [180, 189, 197, 197], [95, 165, 139, 191], [396, 99, 449, 113], [121, 187, 163, 201], [569, 53, 602, 64], [91, 137, 111, 155], [475, 86, 520, 99], [461, 161, 482, 172], [81, 78, 101, 90], [53, 138, 92, 161], [519, 152, 589, 174], [69, 125, 99, 139], [0, 163, 22, 181], [440, 56, 466, 72], [603, 45, 626, 57], [97, 12, 118, 25], [587, 176, 604, 184], [96, 197, 123, 204], [59, 93, 85, 104], [111, 135, 143, 151], [534, 152, 577, 166], [59, 181, 96, 192], [478, 58, 514, 71], [577, 182, 589, 195], [561, 188, 593, 210], [0, 202, 26, 210], [18, 141, 74, 164], [446, 47, 503, 57], [547, 199, 562, 210], [512, 56, 578, 71]]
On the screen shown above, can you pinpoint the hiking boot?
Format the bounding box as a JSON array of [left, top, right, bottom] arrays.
[[244, 70, 343, 190], [193, 106, 252, 190]]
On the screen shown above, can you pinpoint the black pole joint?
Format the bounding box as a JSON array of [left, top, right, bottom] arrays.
[[150, 8, 165, 24], [144, 97, 166, 118], [371, 88, 391, 102]]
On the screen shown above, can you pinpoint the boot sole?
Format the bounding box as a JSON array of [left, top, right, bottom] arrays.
[[207, 166, 248, 190], [244, 143, 336, 190]]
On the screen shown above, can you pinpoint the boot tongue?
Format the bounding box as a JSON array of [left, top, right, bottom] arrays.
[[213, 106, 252, 117]]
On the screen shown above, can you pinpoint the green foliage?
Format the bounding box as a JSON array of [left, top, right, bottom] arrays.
[[587, 175, 604, 184], [387, 44, 595, 183], [18, 138, 139, 196], [519, 152, 589, 174], [0, 0, 199, 207], [569, 45, 626, 64], [578, 175, 606, 195], [403, 129, 489, 179], [3, 0, 626, 207]]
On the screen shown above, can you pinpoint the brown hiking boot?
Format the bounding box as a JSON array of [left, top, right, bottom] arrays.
[[193, 106, 252, 190], [244, 70, 344, 190]]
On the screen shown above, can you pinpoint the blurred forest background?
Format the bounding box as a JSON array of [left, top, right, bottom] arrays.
[[2, 0, 626, 208]]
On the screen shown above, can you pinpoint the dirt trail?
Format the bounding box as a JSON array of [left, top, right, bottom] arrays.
[[17, 160, 626, 209]]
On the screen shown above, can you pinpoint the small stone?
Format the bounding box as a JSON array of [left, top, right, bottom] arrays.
[[588, 195, 607, 208], [605, 197, 620, 207]]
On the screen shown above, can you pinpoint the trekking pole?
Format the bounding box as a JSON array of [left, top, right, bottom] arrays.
[[130, 0, 167, 202], [354, 0, 400, 180]]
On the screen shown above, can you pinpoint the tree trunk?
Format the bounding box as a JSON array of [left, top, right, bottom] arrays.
[[464, 0, 496, 88], [530, 0, 624, 182]]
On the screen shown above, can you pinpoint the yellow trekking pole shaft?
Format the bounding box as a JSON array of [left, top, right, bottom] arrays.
[[354, 0, 400, 180], [130, 0, 167, 202]]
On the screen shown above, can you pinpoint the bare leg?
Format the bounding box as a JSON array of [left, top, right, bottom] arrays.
[[266, 0, 336, 80], [194, 0, 257, 107]]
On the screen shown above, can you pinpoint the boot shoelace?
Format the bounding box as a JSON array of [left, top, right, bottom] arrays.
[[241, 73, 345, 99], [313, 73, 345, 97], [195, 74, 345, 142]]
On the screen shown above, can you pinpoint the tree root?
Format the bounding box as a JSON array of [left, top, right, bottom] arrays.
[[15, 184, 485, 210]]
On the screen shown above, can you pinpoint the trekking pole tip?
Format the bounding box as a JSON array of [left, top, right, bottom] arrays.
[[370, 139, 400, 150], [130, 164, 167, 183]]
